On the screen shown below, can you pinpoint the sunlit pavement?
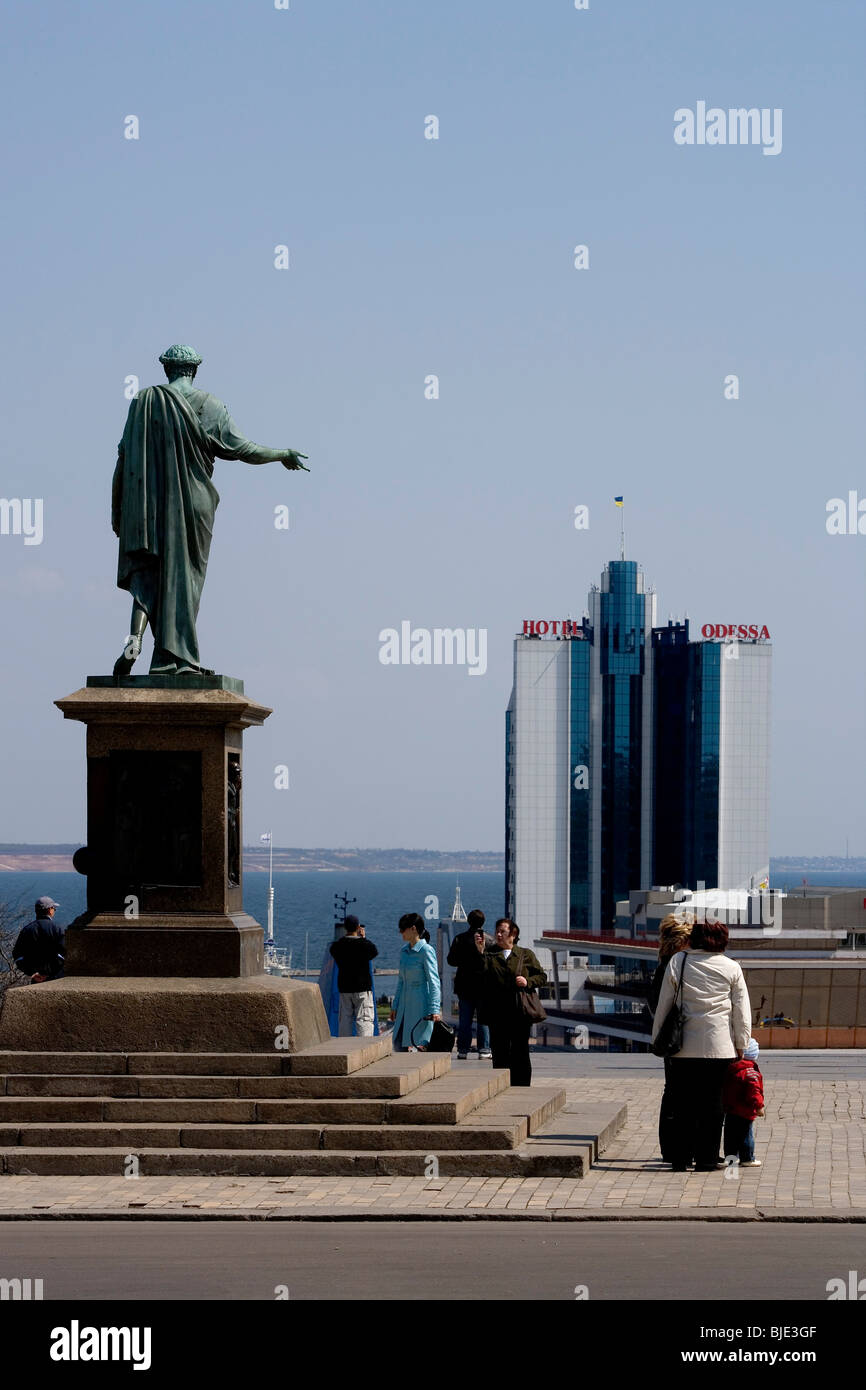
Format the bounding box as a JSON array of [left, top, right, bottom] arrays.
[[0, 1052, 863, 1219]]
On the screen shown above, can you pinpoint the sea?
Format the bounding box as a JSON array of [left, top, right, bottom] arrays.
[[0, 871, 505, 975], [2, 869, 864, 975]]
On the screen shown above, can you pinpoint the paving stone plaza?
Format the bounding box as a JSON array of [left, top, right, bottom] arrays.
[[2, 1052, 862, 1220]]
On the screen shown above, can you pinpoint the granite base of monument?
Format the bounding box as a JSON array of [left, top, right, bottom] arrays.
[[64, 913, 265, 977], [56, 681, 269, 979], [0, 677, 331, 1054], [0, 974, 330, 1054]]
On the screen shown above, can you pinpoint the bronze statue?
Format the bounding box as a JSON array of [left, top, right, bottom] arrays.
[[111, 344, 308, 676]]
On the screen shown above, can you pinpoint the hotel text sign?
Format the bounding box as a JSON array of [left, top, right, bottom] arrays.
[[522, 620, 583, 636], [702, 623, 770, 640]]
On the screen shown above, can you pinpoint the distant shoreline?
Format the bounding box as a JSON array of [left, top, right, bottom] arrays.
[[0, 849, 863, 876], [0, 850, 505, 874]]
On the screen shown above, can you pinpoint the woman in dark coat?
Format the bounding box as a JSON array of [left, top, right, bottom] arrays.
[[472, 918, 546, 1086], [648, 914, 694, 1163]]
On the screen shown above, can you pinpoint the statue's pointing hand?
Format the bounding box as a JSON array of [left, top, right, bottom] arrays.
[[281, 450, 310, 472]]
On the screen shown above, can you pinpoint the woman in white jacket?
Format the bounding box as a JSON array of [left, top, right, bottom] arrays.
[[651, 917, 751, 1172]]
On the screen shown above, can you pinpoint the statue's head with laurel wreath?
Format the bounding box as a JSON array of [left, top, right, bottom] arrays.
[[158, 344, 203, 382]]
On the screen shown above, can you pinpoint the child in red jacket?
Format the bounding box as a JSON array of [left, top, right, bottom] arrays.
[[722, 1037, 764, 1167]]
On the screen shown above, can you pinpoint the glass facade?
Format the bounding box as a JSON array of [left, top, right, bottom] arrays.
[[568, 638, 591, 930], [615, 957, 656, 992], [715, 642, 771, 888], [506, 557, 770, 937], [653, 626, 721, 890], [597, 562, 646, 930], [687, 641, 721, 887], [504, 702, 513, 914], [652, 621, 690, 886], [507, 637, 571, 933]]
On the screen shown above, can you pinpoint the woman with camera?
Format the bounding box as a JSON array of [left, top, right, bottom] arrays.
[[472, 917, 546, 1086]]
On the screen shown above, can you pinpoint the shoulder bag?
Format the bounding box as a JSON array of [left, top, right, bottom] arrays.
[[516, 950, 547, 1024], [651, 954, 687, 1058]]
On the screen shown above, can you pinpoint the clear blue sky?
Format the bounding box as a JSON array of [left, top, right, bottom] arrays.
[[0, 0, 863, 853]]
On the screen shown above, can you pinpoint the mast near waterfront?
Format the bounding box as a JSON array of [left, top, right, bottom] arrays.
[[261, 831, 275, 968], [450, 882, 468, 924]]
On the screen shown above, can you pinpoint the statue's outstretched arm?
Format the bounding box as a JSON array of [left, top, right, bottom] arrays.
[[211, 404, 308, 470]]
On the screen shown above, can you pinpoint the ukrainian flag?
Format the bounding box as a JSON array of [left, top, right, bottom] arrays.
[[614, 496, 624, 507]]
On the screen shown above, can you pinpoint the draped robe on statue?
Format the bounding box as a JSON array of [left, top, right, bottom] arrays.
[[112, 382, 284, 671]]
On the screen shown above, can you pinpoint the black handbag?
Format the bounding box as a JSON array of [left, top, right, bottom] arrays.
[[516, 951, 547, 1023], [411, 1015, 456, 1053], [518, 991, 547, 1023], [651, 954, 687, 1058]]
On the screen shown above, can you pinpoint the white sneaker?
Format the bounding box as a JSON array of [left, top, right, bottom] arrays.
[[740, 1158, 762, 1167], [479, 1051, 492, 1059]]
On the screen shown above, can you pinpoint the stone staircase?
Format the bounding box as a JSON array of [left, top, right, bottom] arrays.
[[0, 1036, 624, 1178]]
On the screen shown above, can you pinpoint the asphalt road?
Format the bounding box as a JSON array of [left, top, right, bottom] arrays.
[[1, 1220, 862, 1301]]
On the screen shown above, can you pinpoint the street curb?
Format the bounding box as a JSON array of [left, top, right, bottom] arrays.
[[0, 1207, 862, 1222]]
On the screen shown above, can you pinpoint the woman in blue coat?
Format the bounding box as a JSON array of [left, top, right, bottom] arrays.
[[389, 913, 442, 1050]]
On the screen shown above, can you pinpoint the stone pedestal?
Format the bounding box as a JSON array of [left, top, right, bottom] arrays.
[[0, 975, 329, 1054], [56, 677, 270, 979], [0, 673, 331, 1053]]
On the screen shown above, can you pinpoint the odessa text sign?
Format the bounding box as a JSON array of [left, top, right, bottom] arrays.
[[701, 624, 770, 640]]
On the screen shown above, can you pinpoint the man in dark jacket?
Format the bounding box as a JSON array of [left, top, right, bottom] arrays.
[[329, 916, 378, 1037], [447, 908, 493, 1059], [12, 897, 66, 982]]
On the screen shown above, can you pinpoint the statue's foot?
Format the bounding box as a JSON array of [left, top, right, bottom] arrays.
[[149, 652, 215, 677], [150, 646, 183, 675], [112, 634, 142, 676], [173, 664, 216, 676]]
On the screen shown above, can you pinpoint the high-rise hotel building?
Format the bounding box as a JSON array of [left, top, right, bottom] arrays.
[[505, 559, 771, 935]]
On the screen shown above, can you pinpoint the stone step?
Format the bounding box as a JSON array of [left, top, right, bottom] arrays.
[[0, 1146, 586, 1177], [552, 1102, 628, 1159], [0, 1034, 394, 1078], [0, 1071, 505, 1127], [514, 1101, 628, 1175], [376, 1071, 510, 1123], [274, 1035, 394, 1075], [0, 1039, 599, 1176], [0, 1121, 524, 1151], [0, 1053, 133, 1076], [0, 1085, 601, 1177], [457, 1087, 567, 1141], [0, 1054, 450, 1100]]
